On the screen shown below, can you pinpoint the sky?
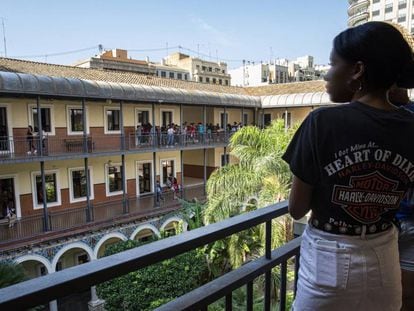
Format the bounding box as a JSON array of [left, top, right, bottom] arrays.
[[1, 0, 349, 69]]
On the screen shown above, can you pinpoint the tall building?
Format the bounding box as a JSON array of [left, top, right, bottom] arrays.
[[348, 0, 414, 33], [164, 52, 231, 86]]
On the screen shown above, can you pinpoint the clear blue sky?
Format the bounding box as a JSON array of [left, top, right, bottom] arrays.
[[1, 0, 348, 68]]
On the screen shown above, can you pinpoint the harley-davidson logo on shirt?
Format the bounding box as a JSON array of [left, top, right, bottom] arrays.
[[332, 171, 405, 224]]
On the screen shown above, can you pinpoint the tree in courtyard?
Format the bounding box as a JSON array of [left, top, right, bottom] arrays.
[[0, 261, 26, 289], [97, 239, 208, 311], [203, 119, 298, 299]]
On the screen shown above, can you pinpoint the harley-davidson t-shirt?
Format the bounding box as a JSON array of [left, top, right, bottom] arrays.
[[283, 101, 414, 235]]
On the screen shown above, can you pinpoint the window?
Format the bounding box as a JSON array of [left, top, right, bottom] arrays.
[[213, 78, 216, 84], [199, 77, 203, 82], [399, 1, 407, 9], [398, 15, 406, 22], [105, 108, 120, 133], [106, 163, 124, 196], [372, 10, 380, 16], [206, 77, 210, 83], [177, 73, 182, 79], [136, 109, 150, 126], [385, 4, 393, 13], [160, 159, 175, 186], [225, 80, 229, 86], [243, 113, 248, 126], [202, 66, 206, 71], [68, 167, 94, 203], [222, 69, 225, 73], [29, 105, 54, 134], [169, 72, 174, 78], [282, 112, 292, 128], [32, 170, 61, 209], [221, 154, 230, 167], [264, 113, 272, 126], [219, 79, 222, 85], [208, 67, 212, 72], [67, 106, 89, 135], [161, 110, 173, 127], [161, 71, 166, 78], [184, 74, 188, 80], [373, 0, 380, 3]]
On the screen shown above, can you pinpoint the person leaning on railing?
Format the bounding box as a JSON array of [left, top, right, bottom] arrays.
[[388, 85, 414, 311], [282, 22, 414, 311]]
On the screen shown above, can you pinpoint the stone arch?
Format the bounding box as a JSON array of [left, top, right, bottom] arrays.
[[160, 216, 188, 233], [130, 224, 161, 241], [15, 254, 53, 275], [52, 241, 94, 272], [93, 232, 128, 259]]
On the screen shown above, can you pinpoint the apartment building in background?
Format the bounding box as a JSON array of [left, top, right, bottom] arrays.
[[229, 55, 326, 87], [348, 0, 414, 33], [164, 52, 231, 86]]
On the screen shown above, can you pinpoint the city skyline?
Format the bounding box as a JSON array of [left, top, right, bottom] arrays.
[[1, 0, 348, 68]]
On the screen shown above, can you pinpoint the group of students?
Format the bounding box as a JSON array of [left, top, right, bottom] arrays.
[[135, 121, 245, 148], [284, 22, 414, 310], [155, 175, 180, 204]]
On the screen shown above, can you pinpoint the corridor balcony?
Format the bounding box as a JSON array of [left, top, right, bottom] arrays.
[[0, 201, 301, 311], [0, 132, 231, 163], [0, 184, 205, 250]]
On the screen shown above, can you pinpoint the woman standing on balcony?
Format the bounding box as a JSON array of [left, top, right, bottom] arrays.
[[26, 125, 36, 155], [283, 22, 414, 311]]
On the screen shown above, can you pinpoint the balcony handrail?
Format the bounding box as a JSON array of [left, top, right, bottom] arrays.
[[157, 237, 301, 310], [0, 201, 294, 310]]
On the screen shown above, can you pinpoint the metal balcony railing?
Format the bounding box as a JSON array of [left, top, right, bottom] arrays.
[[0, 132, 231, 161], [0, 184, 205, 246], [0, 201, 301, 311]]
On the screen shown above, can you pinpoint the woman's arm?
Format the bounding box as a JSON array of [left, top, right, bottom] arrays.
[[288, 175, 313, 220]]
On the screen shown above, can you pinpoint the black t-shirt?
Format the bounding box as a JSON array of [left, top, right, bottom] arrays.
[[283, 101, 414, 235]]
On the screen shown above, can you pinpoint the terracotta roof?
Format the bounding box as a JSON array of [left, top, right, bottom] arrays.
[[0, 57, 325, 97], [0, 57, 248, 95], [245, 80, 326, 96]]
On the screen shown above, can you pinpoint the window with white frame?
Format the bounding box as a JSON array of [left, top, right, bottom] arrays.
[[67, 106, 88, 135], [282, 112, 292, 128], [28, 105, 54, 135], [105, 107, 120, 133], [160, 159, 175, 186], [68, 167, 94, 203], [161, 110, 173, 127], [105, 163, 124, 196], [32, 170, 61, 209]]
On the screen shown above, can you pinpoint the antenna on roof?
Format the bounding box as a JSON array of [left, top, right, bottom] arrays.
[[1, 18, 7, 57], [98, 44, 103, 53]]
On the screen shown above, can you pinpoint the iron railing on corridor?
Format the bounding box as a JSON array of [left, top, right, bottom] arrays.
[[0, 184, 205, 245], [0, 132, 231, 160], [0, 201, 301, 311]]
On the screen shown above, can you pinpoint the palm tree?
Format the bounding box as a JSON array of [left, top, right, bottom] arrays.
[[203, 119, 298, 302], [0, 261, 26, 289]]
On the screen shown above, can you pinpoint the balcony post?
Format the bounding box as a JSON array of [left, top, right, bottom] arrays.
[[84, 157, 92, 222], [152, 102, 156, 148], [253, 107, 257, 127], [241, 106, 244, 126], [120, 101, 125, 150], [180, 103, 183, 147], [203, 148, 207, 196], [223, 106, 227, 138], [261, 108, 265, 129], [82, 98, 88, 153], [153, 151, 157, 207], [203, 104, 206, 144], [121, 154, 127, 214], [180, 149, 184, 199], [40, 161, 50, 231], [36, 96, 44, 156]]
